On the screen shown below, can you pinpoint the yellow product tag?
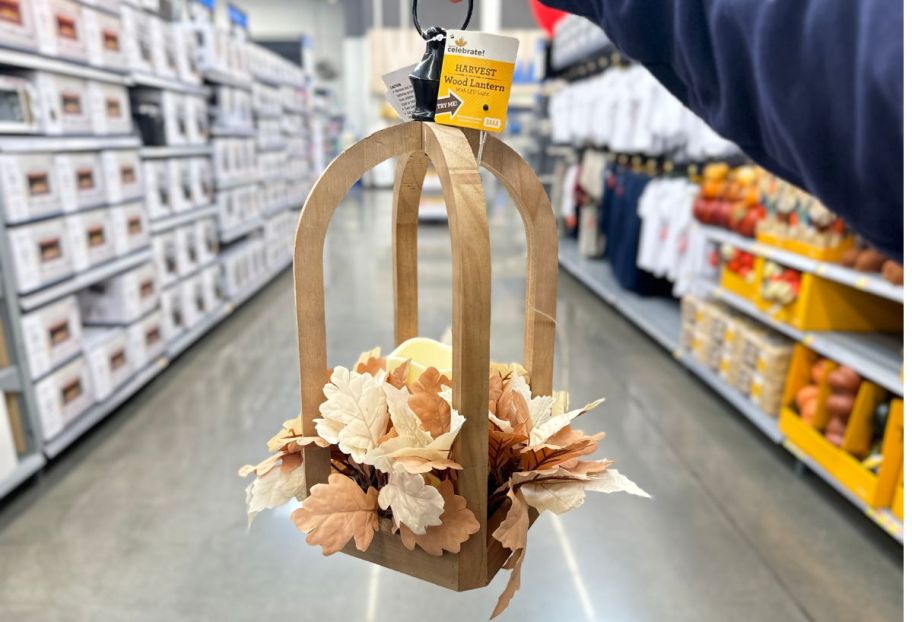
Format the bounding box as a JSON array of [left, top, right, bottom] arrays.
[[434, 30, 518, 132]]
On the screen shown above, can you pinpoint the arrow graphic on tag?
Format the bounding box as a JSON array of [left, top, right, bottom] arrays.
[[436, 90, 463, 118]]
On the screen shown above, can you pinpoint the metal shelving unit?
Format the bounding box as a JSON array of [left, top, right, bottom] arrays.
[[559, 235, 903, 542], [703, 282, 903, 397], [702, 226, 904, 303], [0, 12, 317, 500]]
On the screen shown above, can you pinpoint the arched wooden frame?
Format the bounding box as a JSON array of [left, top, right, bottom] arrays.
[[293, 121, 557, 591]]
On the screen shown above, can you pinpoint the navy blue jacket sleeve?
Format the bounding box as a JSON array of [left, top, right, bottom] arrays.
[[541, 0, 903, 259]]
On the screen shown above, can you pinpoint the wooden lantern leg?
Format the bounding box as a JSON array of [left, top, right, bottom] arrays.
[[392, 151, 429, 345], [391, 132, 558, 397]]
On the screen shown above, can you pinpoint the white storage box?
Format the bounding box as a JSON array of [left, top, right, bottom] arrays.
[[110, 201, 149, 255], [152, 230, 178, 286], [0, 153, 64, 223], [197, 218, 218, 264], [175, 224, 199, 276], [0, 0, 38, 50], [8, 216, 75, 292], [67, 207, 116, 271], [33, 73, 92, 134], [35, 0, 88, 62], [180, 274, 205, 328], [120, 5, 153, 74], [185, 96, 208, 145], [79, 262, 158, 324], [191, 157, 212, 206], [0, 391, 17, 483], [21, 295, 83, 380], [83, 6, 127, 70], [201, 264, 221, 311], [58, 152, 106, 211], [142, 160, 171, 220], [159, 283, 185, 341], [173, 158, 194, 213], [127, 309, 164, 369], [101, 150, 142, 202], [35, 355, 94, 441], [83, 327, 132, 402], [174, 23, 201, 85], [149, 16, 178, 79], [88, 82, 131, 135]]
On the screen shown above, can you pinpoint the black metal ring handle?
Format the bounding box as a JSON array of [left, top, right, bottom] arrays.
[[412, 0, 474, 37]]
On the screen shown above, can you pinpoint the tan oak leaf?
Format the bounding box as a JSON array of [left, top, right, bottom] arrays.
[[409, 391, 450, 438], [529, 398, 604, 446], [490, 549, 526, 619], [492, 487, 530, 553], [291, 473, 380, 555], [355, 356, 387, 377], [377, 470, 445, 534], [314, 367, 389, 462], [398, 480, 480, 555], [387, 360, 411, 389], [410, 366, 451, 395]]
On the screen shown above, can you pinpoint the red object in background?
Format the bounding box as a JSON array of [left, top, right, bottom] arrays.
[[529, 0, 567, 36]]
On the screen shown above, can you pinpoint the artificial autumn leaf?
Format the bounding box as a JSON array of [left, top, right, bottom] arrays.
[[314, 367, 389, 463], [356, 356, 387, 377], [356, 347, 381, 367], [409, 391, 450, 438], [410, 366, 451, 395], [488, 373, 505, 415], [563, 458, 612, 476], [266, 417, 302, 452], [291, 473, 380, 555], [377, 470, 445, 534], [516, 431, 603, 473], [384, 384, 432, 445], [244, 453, 306, 527], [364, 408, 465, 472], [489, 426, 527, 472], [492, 487, 530, 553], [529, 398, 604, 446], [490, 549, 525, 619], [497, 391, 531, 437], [517, 468, 650, 515], [393, 456, 463, 474], [398, 480, 480, 555], [387, 360, 411, 389]]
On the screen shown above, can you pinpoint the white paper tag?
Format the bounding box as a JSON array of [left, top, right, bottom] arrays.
[[382, 64, 417, 121]]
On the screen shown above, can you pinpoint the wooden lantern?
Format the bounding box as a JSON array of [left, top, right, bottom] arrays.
[[293, 121, 557, 591]]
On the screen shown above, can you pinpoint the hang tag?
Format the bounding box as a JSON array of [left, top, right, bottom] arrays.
[[382, 64, 418, 121], [434, 30, 518, 133]]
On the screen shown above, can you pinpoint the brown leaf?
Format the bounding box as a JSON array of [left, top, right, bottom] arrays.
[[489, 426, 527, 472], [488, 373, 505, 414], [496, 391, 531, 437], [410, 366, 451, 395], [387, 360, 411, 389], [492, 487, 529, 552], [398, 480, 480, 555], [490, 549, 526, 619], [408, 391, 451, 438], [515, 436, 599, 473], [291, 473, 380, 555], [563, 459, 612, 476], [355, 356, 387, 377]]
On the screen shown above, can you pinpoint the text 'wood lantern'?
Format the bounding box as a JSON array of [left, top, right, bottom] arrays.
[[293, 120, 558, 591]]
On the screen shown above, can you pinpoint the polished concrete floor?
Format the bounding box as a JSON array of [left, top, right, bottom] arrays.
[[0, 189, 902, 621]]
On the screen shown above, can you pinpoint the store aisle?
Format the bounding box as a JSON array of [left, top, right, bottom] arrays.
[[0, 190, 901, 622]]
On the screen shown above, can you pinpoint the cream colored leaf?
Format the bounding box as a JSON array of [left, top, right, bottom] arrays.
[[267, 417, 303, 452], [384, 384, 433, 445], [528, 394, 556, 430], [519, 468, 649, 515], [398, 480, 480, 555], [291, 473, 380, 555], [490, 549, 525, 619], [392, 456, 463, 474], [529, 398, 605, 446], [244, 454, 306, 528], [356, 347, 381, 367], [488, 412, 513, 432], [363, 408, 465, 473], [378, 470, 445, 534], [314, 366, 389, 462], [492, 487, 529, 552]]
